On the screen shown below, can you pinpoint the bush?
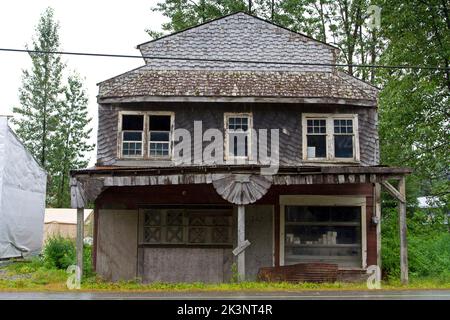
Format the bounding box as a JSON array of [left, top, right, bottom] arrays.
[[42, 236, 94, 278], [382, 206, 450, 279], [43, 236, 76, 270]]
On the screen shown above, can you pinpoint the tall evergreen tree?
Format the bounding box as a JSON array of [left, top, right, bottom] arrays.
[[12, 7, 94, 207], [52, 73, 94, 207], [12, 7, 64, 169]]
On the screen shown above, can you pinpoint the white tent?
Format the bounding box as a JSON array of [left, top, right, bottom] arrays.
[[0, 116, 47, 259], [43, 208, 93, 243]]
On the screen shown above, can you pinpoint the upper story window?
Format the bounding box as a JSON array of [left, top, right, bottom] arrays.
[[225, 113, 252, 159], [121, 114, 144, 157], [302, 114, 359, 162], [119, 112, 174, 159], [149, 114, 172, 158]]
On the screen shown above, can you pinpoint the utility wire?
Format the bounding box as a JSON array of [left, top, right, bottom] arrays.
[[0, 47, 449, 71]]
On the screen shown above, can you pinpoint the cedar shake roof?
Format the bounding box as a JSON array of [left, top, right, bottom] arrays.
[[97, 12, 378, 104], [98, 68, 378, 102]]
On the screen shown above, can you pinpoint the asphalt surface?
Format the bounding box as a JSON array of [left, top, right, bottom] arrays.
[[1, 290, 450, 300]]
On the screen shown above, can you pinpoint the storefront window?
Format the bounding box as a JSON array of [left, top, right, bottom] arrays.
[[285, 206, 362, 267]]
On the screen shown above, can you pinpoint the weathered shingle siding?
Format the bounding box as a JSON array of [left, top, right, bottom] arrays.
[[139, 13, 336, 72], [96, 104, 118, 166], [96, 102, 379, 166]]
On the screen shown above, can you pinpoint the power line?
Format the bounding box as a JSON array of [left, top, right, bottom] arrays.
[[0, 47, 449, 71]]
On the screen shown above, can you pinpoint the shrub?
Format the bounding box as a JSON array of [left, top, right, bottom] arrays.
[[382, 206, 450, 279], [43, 236, 76, 270], [42, 236, 94, 278]]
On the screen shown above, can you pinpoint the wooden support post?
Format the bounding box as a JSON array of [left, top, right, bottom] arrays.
[[237, 205, 245, 281], [374, 183, 382, 268], [398, 177, 408, 284], [76, 207, 84, 283]]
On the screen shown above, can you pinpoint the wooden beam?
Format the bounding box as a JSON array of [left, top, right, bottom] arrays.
[[98, 95, 377, 107], [381, 181, 406, 203], [398, 177, 409, 284], [76, 207, 84, 284], [374, 183, 382, 268], [274, 203, 280, 267], [237, 205, 246, 281]]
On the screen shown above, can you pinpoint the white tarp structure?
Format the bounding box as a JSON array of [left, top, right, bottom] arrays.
[[0, 116, 47, 259]]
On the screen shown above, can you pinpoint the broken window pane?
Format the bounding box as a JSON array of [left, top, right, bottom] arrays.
[[307, 135, 326, 158], [334, 135, 353, 158], [149, 115, 171, 131], [122, 115, 143, 130]]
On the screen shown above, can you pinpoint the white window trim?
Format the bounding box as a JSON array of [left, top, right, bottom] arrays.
[[148, 111, 175, 160], [121, 131, 144, 158], [118, 111, 175, 160], [118, 111, 145, 159], [279, 195, 367, 270], [224, 112, 253, 161], [302, 113, 360, 163]]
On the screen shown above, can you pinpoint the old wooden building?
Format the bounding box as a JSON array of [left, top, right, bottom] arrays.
[[71, 12, 410, 283]]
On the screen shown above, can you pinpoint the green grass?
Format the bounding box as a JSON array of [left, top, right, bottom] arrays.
[[2, 260, 450, 292]]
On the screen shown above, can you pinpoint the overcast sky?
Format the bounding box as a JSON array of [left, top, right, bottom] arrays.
[[0, 0, 167, 165]]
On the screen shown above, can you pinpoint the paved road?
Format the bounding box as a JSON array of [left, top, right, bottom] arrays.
[[1, 290, 450, 300]]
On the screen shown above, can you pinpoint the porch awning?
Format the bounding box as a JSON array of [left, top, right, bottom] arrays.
[[70, 165, 411, 208]]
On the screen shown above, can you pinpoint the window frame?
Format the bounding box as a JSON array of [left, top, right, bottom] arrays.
[[224, 112, 253, 161], [279, 195, 367, 269], [148, 112, 175, 160], [138, 207, 233, 247], [118, 111, 145, 159], [301, 113, 360, 162], [118, 111, 175, 160]]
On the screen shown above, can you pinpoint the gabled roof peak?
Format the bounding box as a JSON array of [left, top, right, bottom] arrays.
[[137, 11, 337, 51]]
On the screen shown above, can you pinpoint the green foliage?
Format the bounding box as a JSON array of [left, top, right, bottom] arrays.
[[12, 7, 64, 171], [12, 7, 94, 207], [382, 206, 450, 279], [377, 0, 449, 204], [51, 73, 94, 207], [230, 262, 239, 283], [150, 0, 247, 34], [42, 236, 93, 277], [43, 236, 76, 270]]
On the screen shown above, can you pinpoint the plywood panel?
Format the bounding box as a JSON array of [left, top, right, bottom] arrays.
[[139, 247, 232, 283], [245, 205, 274, 280], [97, 210, 137, 281]]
